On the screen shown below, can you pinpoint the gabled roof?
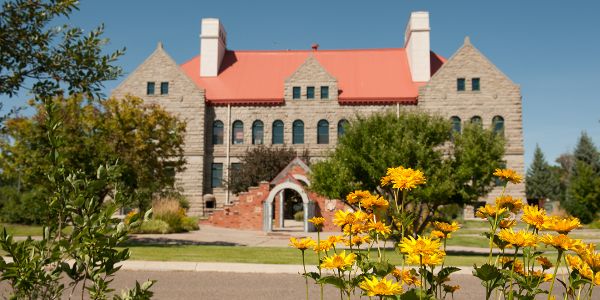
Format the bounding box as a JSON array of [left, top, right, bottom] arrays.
[[180, 48, 445, 106]]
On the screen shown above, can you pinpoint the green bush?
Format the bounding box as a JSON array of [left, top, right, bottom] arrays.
[[294, 211, 304, 222], [0, 186, 46, 224], [134, 219, 171, 234], [181, 216, 199, 231], [152, 199, 184, 232]]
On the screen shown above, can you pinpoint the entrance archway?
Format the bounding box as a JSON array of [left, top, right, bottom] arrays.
[[263, 181, 315, 232]]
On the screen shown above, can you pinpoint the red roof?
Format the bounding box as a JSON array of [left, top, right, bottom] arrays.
[[180, 48, 445, 105]]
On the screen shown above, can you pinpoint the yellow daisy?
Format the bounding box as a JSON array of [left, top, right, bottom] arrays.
[[495, 195, 524, 213], [320, 250, 356, 270], [543, 216, 581, 234], [497, 228, 537, 248], [493, 168, 523, 184], [380, 166, 426, 190], [521, 205, 547, 230], [289, 237, 316, 251], [540, 234, 583, 251], [475, 204, 507, 219], [359, 277, 403, 296]]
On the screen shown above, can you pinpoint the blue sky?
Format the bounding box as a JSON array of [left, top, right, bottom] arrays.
[[2, 0, 599, 168]]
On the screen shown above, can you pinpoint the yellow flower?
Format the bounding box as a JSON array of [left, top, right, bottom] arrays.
[[499, 218, 517, 229], [308, 217, 325, 229], [346, 190, 372, 204], [540, 234, 584, 251], [380, 166, 426, 190], [399, 236, 442, 257], [327, 235, 345, 245], [536, 256, 553, 270], [543, 216, 581, 234], [342, 222, 366, 235], [320, 250, 356, 270], [493, 168, 523, 184], [521, 205, 547, 230], [418, 251, 446, 266], [361, 195, 389, 211], [498, 228, 537, 248], [543, 273, 554, 282], [475, 204, 507, 219], [432, 221, 460, 236], [581, 250, 600, 273], [495, 195, 524, 213], [333, 210, 356, 227], [313, 240, 333, 253], [430, 230, 446, 239], [289, 237, 316, 251], [566, 254, 584, 270], [343, 235, 371, 247], [368, 221, 392, 236], [392, 268, 421, 286], [359, 277, 403, 297]]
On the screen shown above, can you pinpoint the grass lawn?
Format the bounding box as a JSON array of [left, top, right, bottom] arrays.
[[0, 223, 44, 236], [123, 244, 559, 267]]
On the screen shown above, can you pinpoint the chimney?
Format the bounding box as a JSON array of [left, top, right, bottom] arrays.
[[200, 18, 227, 77], [404, 12, 430, 82]]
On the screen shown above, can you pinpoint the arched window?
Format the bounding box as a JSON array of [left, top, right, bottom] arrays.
[[470, 116, 482, 127], [272, 120, 284, 144], [492, 116, 504, 135], [450, 116, 461, 133], [292, 120, 304, 144], [337, 119, 349, 138], [212, 120, 224, 144], [232, 120, 244, 144], [317, 119, 329, 144], [252, 120, 264, 145]]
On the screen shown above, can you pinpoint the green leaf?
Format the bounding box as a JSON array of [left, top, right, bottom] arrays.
[[473, 263, 502, 281], [317, 275, 346, 290]]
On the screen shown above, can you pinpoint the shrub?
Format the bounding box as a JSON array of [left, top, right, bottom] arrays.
[[152, 198, 186, 232], [294, 211, 304, 222], [181, 216, 199, 231], [135, 219, 171, 234]]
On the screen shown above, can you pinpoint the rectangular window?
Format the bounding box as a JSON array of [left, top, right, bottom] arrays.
[[160, 82, 169, 95], [320, 86, 329, 99], [307, 86, 315, 99], [292, 86, 301, 99], [211, 163, 223, 188], [472, 78, 480, 91], [457, 78, 465, 91], [146, 82, 155, 95]]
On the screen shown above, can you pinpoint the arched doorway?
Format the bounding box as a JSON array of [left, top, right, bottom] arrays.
[[263, 181, 315, 232]]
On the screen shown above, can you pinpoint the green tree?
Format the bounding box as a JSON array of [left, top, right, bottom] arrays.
[[563, 133, 600, 223], [310, 111, 505, 234], [0, 95, 186, 218], [0, 0, 153, 298], [526, 145, 559, 203], [228, 146, 309, 194]]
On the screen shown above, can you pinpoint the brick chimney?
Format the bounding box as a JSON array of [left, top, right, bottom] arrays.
[[200, 18, 227, 77], [404, 12, 431, 82]]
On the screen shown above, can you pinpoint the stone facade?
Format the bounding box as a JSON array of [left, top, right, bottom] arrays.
[[112, 43, 207, 215], [418, 37, 525, 214], [111, 19, 524, 221]]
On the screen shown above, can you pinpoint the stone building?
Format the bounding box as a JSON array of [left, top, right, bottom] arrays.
[[112, 11, 524, 222]]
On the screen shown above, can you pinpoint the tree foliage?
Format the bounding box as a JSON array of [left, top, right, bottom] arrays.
[[310, 111, 505, 234], [0, 95, 186, 217], [0, 0, 123, 99], [526, 144, 559, 202], [228, 146, 309, 194], [562, 132, 600, 223], [0, 0, 154, 298]]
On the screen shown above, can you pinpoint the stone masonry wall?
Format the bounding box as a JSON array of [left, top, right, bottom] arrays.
[[111, 44, 206, 215], [418, 38, 525, 210]]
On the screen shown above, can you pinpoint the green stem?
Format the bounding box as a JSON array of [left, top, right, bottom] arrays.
[[508, 247, 519, 299], [317, 231, 323, 300], [548, 250, 563, 300], [302, 251, 308, 300]]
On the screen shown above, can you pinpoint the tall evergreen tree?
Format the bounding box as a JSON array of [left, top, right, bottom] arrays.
[[526, 145, 559, 203], [563, 132, 600, 223]]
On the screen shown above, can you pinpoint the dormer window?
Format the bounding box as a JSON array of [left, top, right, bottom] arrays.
[[320, 86, 329, 99], [307, 86, 315, 99], [147, 82, 155, 95], [160, 82, 169, 95], [292, 86, 301, 99], [472, 78, 480, 91], [457, 78, 465, 91]]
